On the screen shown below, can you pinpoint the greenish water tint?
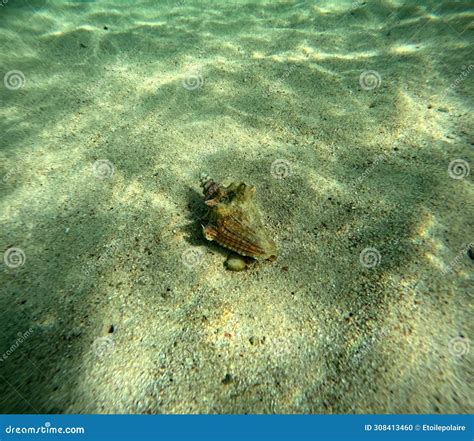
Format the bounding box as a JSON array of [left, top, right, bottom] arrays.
[[0, 0, 472, 414]]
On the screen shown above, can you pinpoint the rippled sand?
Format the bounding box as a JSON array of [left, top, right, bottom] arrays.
[[0, 0, 472, 413]]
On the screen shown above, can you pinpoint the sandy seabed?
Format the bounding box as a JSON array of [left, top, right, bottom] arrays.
[[0, 0, 473, 413]]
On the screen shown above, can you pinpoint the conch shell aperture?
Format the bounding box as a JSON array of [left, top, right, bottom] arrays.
[[200, 174, 277, 261]]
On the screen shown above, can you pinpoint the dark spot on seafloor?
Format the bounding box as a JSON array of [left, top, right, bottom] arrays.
[[79, 43, 87, 48], [281, 266, 289, 272], [467, 246, 474, 261], [222, 373, 233, 385], [249, 336, 255, 345], [107, 324, 115, 334], [104, 26, 108, 30]]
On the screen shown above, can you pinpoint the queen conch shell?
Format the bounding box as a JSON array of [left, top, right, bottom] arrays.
[[200, 173, 277, 261]]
